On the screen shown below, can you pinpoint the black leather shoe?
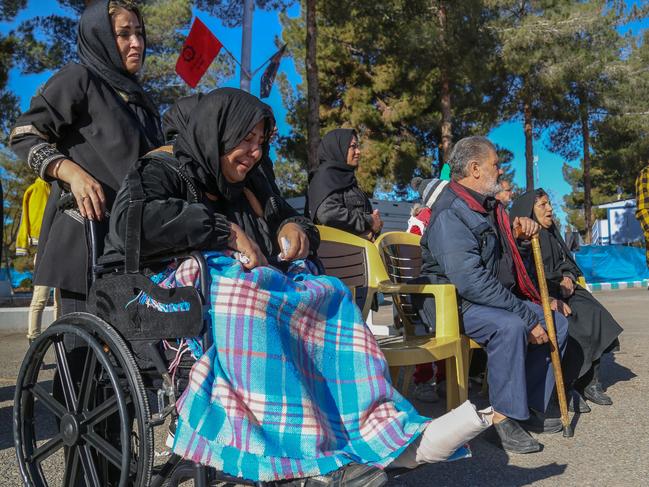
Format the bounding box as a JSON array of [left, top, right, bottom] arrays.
[[493, 418, 541, 454], [520, 409, 563, 434], [568, 389, 591, 413], [278, 463, 388, 487], [583, 382, 613, 406]]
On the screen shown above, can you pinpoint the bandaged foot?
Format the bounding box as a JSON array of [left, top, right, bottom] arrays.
[[389, 401, 493, 469]]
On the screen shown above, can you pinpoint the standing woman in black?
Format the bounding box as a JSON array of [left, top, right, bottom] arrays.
[[9, 0, 162, 314]]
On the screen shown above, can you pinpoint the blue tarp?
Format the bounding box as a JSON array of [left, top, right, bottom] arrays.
[[575, 245, 649, 284], [0, 268, 33, 288]]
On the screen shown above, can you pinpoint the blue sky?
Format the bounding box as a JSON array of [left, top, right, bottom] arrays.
[[2, 1, 648, 226]]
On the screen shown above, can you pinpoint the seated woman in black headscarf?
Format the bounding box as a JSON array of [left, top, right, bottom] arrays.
[[162, 92, 282, 195], [104, 88, 493, 486], [307, 129, 383, 240], [510, 189, 623, 410]]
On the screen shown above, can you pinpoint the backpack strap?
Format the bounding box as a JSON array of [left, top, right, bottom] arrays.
[[124, 147, 198, 273], [124, 159, 146, 274]]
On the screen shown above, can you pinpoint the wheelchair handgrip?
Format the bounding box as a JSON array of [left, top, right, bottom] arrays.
[[57, 191, 77, 211]]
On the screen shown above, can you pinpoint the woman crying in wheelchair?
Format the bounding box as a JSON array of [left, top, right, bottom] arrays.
[[103, 88, 493, 486]]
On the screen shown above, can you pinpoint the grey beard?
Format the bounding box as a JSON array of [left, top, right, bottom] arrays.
[[483, 180, 503, 198]]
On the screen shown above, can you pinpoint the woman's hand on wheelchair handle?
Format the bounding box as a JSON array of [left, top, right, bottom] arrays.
[[51, 158, 106, 221], [277, 223, 309, 261], [229, 223, 267, 270]]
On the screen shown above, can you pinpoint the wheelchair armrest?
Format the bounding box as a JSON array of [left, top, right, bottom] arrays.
[[96, 251, 209, 296]]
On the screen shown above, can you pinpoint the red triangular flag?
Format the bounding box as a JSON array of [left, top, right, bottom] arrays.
[[175, 18, 222, 88]]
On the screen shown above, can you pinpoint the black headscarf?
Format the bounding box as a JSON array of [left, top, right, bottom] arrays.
[[77, 0, 158, 117], [165, 91, 280, 199], [510, 188, 582, 281], [162, 93, 203, 144], [306, 128, 358, 218], [173, 88, 275, 201]]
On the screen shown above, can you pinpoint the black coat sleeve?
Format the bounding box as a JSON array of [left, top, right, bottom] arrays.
[[9, 64, 89, 179], [108, 159, 231, 257], [257, 184, 320, 253], [314, 191, 373, 234]]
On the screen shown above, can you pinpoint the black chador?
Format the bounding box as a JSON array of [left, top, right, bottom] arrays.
[[510, 190, 623, 387], [9, 0, 162, 295]]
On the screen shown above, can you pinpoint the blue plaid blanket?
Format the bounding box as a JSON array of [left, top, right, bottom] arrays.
[[153, 252, 431, 481]]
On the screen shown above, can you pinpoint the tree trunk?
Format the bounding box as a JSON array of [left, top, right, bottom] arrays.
[[579, 96, 592, 244], [523, 93, 534, 191], [305, 0, 320, 173], [437, 2, 453, 163]]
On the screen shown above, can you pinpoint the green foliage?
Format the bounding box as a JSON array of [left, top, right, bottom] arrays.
[[0, 34, 20, 142], [2, 0, 648, 233], [0, 0, 27, 21], [139, 0, 235, 110], [277, 0, 506, 197], [558, 6, 649, 236], [1, 149, 36, 264], [0, 1, 22, 141], [273, 153, 308, 197]]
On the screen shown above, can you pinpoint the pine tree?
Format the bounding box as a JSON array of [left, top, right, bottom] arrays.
[[0, 0, 23, 140], [486, 0, 589, 191], [558, 6, 649, 238], [1, 149, 36, 273], [542, 1, 629, 243], [305, 0, 319, 171], [278, 0, 506, 196]]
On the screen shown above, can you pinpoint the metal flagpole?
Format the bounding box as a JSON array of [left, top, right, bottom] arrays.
[[240, 0, 254, 92]]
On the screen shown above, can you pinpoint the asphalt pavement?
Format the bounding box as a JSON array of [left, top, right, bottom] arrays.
[[0, 288, 646, 486]]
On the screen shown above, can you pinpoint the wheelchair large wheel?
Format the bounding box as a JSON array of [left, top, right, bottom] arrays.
[[14, 312, 153, 487]]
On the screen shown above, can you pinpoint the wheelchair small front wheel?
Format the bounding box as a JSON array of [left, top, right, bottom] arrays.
[[13, 312, 153, 487]]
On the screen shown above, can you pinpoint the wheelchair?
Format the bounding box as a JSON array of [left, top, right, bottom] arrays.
[[13, 198, 268, 487]]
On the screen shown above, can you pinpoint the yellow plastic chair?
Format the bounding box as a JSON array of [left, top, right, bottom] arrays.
[[317, 226, 467, 410], [577, 275, 590, 292]]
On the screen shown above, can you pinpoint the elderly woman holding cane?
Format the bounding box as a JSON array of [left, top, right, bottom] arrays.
[[511, 189, 623, 412]]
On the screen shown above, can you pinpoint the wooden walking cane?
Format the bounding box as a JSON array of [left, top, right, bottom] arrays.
[[531, 234, 574, 437]]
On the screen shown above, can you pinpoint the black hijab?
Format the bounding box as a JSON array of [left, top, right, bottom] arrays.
[[173, 88, 275, 201], [162, 93, 203, 143], [78, 0, 158, 118], [165, 91, 280, 200], [306, 128, 358, 218], [510, 189, 582, 281]]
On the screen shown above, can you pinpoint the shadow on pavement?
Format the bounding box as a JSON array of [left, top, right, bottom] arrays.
[[600, 352, 636, 390], [388, 434, 567, 486], [0, 381, 58, 451], [0, 383, 14, 402]]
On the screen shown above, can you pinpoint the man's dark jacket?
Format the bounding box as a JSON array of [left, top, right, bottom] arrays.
[[421, 184, 538, 330]]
